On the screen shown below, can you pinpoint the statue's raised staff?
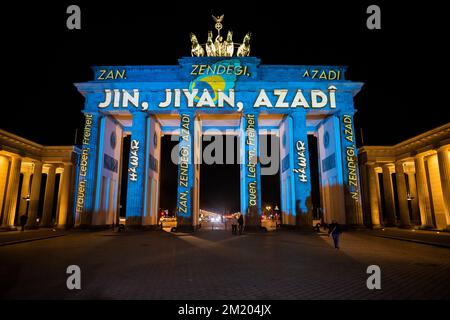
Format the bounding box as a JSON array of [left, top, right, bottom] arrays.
[[189, 15, 251, 57]]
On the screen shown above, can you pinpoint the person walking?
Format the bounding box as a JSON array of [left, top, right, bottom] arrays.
[[19, 214, 28, 232], [328, 220, 342, 249], [237, 212, 244, 235], [231, 213, 238, 235]]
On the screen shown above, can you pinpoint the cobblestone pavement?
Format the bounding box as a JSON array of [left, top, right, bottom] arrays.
[[368, 228, 450, 248], [0, 228, 449, 299], [0, 228, 67, 246]]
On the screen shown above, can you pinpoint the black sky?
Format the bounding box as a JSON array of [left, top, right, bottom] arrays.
[[2, 1, 447, 213], [2, 1, 446, 146]]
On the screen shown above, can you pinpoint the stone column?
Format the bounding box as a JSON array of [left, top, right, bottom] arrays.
[[381, 164, 397, 226], [18, 170, 32, 218], [75, 112, 101, 227], [414, 155, 434, 228], [239, 112, 262, 228], [395, 161, 411, 228], [0, 156, 10, 227], [125, 111, 147, 228], [176, 112, 195, 231], [27, 162, 43, 228], [290, 111, 312, 227], [406, 172, 419, 224], [436, 146, 450, 229], [57, 163, 73, 229], [338, 112, 364, 226], [2, 156, 22, 229], [367, 163, 381, 227], [41, 165, 56, 227]]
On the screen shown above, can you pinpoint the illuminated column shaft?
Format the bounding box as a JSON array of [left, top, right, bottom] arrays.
[[126, 112, 148, 227], [176, 112, 195, 231], [41, 165, 56, 227], [367, 163, 381, 227], [290, 111, 312, 226], [338, 112, 363, 225], [407, 172, 420, 224], [395, 162, 411, 227], [382, 164, 397, 226], [414, 155, 434, 228], [0, 156, 10, 227], [27, 162, 43, 228], [57, 163, 73, 228], [240, 112, 262, 227], [76, 112, 100, 226], [437, 146, 450, 229], [2, 156, 22, 228], [18, 171, 32, 217]]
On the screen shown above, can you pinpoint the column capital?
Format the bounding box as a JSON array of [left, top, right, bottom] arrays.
[[288, 110, 307, 119], [437, 144, 450, 153], [382, 164, 396, 175], [414, 153, 425, 160], [43, 163, 56, 169], [241, 110, 259, 117], [337, 109, 356, 117], [130, 110, 149, 117], [394, 161, 405, 173], [82, 111, 100, 117], [366, 161, 379, 168], [382, 162, 395, 169], [8, 153, 22, 160]]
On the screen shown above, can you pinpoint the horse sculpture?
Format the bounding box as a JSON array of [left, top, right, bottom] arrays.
[[205, 31, 216, 57], [237, 32, 251, 57], [190, 33, 205, 57], [224, 30, 234, 57]]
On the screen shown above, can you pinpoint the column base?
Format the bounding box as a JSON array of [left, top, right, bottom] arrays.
[[0, 226, 18, 231], [242, 225, 265, 233], [177, 216, 194, 232], [141, 224, 160, 231], [418, 225, 435, 230], [281, 224, 301, 230], [346, 224, 368, 230], [24, 225, 40, 230], [371, 224, 384, 229], [384, 222, 397, 227], [296, 214, 312, 227], [39, 222, 54, 228], [176, 224, 195, 233], [73, 224, 91, 230], [126, 216, 142, 228]]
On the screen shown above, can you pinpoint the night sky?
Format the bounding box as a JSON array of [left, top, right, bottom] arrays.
[[2, 1, 445, 213]]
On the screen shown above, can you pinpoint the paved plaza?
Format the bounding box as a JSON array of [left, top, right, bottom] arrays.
[[0, 228, 449, 299]]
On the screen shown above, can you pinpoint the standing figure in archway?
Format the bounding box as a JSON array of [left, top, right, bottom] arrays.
[[238, 212, 244, 235], [231, 213, 238, 235], [328, 220, 342, 249]]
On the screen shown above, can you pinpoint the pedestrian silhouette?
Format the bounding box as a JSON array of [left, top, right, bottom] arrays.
[[328, 219, 342, 249], [231, 214, 238, 235], [238, 213, 244, 235], [20, 214, 28, 232]]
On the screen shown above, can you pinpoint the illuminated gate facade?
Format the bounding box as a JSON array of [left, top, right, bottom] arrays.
[[73, 57, 364, 230]]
